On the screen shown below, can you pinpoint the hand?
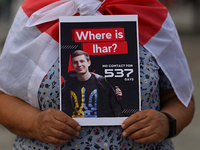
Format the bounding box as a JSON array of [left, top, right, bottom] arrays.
[[115, 86, 122, 97], [31, 108, 81, 145], [121, 109, 169, 143]]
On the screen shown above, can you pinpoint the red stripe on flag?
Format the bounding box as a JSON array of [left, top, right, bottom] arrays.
[[22, 0, 60, 42], [37, 21, 59, 42], [21, 0, 168, 45], [22, 0, 59, 17], [99, 0, 168, 45]]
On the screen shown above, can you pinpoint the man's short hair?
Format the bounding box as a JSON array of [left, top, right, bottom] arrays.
[[71, 50, 90, 61]]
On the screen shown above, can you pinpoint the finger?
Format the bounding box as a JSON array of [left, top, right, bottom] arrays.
[[126, 124, 153, 140], [133, 133, 157, 144], [54, 110, 81, 131], [116, 89, 121, 92], [36, 123, 70, 145], [128, 123, 167, 143], [50, 118, 80, 137], [115, 90, 120, 94], [48, 125, 76, 140], [133, 129, 164, 143], [122, 118, 150, 137], [37, 119, 77, 144], [42, 109, 80, 136], [121, 111, 148, 129]]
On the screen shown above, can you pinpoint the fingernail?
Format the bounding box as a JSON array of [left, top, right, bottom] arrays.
[[122, 131, 127, 137], [76, 132, 79, 136], [121, 124, 126, 129], [76, 125, 81, 130]]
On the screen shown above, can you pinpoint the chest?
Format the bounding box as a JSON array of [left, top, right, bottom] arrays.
[[38, 46, 161, 111]]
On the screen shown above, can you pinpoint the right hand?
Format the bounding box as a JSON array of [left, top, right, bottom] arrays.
[[115, 86, 122, 97], [31, 108, 81, 145]]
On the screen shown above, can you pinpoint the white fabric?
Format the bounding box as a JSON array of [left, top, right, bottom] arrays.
[[0, 0, 104, 109], [27, 36, 59, 107], [144, 13, 193, 107], [26, 0, 103, 27], [0, 0, 193, 108], [0, 8, 59, 108]]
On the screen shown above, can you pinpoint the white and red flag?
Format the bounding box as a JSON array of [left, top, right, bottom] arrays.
[[0, 0, 193, 108]]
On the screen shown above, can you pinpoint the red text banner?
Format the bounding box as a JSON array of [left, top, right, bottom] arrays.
[[82, 41, 128, 55], [73, 27, 125, 42]]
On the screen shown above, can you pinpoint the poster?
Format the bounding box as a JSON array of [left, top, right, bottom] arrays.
[[59, 15, 141, 126]]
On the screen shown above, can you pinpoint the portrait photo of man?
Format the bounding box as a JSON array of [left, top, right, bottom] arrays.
[[61, 50, 124, 118]]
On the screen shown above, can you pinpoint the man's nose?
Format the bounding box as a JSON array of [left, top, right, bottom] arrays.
[[77, 61, 81, 66]]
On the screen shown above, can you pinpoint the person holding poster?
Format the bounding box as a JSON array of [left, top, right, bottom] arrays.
[[0, 0, 195, 150], [61, 50, 123, 118]]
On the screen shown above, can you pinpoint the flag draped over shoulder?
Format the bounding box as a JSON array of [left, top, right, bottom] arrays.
[[0, 0, 193, 108]]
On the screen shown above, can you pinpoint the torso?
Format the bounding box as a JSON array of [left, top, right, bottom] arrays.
[[13, 45, 174, 150], [69, 75, 98, 118]]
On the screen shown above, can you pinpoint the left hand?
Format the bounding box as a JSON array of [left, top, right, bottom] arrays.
[[121, 109, 169, 143]]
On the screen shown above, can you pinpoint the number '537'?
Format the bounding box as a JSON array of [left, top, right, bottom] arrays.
[[104, 69, 133, 78]]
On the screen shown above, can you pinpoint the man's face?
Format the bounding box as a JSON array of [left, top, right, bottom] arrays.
[[72, 55, 91, 75]]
